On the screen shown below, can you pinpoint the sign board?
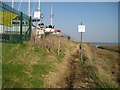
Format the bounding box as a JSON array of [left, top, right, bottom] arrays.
[[78, 25, 85, 32], [34, 12, 40, 18]]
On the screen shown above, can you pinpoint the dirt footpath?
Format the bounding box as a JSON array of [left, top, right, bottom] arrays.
[[44, 44, 79, 88], [45, 43, 119, 88], [45, 44, 95, 88]]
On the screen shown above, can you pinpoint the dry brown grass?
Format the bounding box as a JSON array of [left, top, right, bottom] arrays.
[[29, 33, 77, 55], [82, 43, 119, 88]]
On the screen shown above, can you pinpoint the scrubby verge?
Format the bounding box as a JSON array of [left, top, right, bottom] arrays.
[[82, 44, 119, 88]]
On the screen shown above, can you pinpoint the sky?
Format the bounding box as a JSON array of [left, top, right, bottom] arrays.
[[5, 1, 118, 43]]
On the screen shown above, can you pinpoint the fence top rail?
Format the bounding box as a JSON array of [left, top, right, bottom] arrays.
[[0, 1, 30, 19]]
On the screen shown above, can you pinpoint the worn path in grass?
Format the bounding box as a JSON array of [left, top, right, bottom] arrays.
[[44, 44, 80, 88], [45, 43, 119, 88], [45, 44, 95, 88]]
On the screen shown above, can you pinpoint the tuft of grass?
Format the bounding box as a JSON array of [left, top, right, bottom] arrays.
[[32, 64, 53, 76], [2, 63, 26, 88], [30, 78, 44, 88], [96, 66, 118, 88], [83, 64, 98, 81], [82, 60, 118, 88], [33, 48, 50, 58], [55, 53, 65, 63]]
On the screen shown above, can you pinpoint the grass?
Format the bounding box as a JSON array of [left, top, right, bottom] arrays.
[[2, 43, 61, 88], [55, 53, 65, 63], [83, 60, 118, 88]]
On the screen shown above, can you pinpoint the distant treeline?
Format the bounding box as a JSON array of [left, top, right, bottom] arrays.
[[98, 45, 120, 53]]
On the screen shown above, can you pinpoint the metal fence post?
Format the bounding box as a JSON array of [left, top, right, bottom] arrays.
[[81, 32, 83, 61], [29, 16, 32, 40], [20, 12, 23, 43]]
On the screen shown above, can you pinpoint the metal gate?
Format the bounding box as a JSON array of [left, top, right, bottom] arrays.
[[0, 1, 31, 43]]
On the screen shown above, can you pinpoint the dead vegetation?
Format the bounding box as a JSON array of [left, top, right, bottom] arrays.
[[28, 33, 77, 55]]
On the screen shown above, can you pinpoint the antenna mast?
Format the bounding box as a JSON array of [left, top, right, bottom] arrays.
[[38, 0, 40, 12], [12, 0, 14, 8], [50, 6, 53, 25], [28, 0, 30, 16]]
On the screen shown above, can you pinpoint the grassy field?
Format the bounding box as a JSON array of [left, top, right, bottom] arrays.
[[2, 43, 64, 88]]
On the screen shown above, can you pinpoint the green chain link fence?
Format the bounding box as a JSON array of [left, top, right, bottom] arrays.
[[0, 1, 32, 43]]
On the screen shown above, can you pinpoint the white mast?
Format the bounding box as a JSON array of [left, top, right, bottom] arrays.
[[12, 0, 14, 8], [38, 0, 40, 12], [50, 6, 53, 25], [28, 0, 30, 16], [18, 0, 22, 11]]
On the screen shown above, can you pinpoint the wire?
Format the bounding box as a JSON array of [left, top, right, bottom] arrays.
[[18, 0, 22, 11]]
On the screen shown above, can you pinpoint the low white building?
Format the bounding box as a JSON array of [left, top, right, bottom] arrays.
[[0, 20, 29, 34]]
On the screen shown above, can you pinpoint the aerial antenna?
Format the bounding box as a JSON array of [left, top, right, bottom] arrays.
[[50, 5, 54, 25], [12, 0, 14, 8], [18, 0, 22, 11]]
